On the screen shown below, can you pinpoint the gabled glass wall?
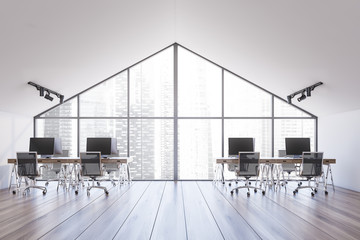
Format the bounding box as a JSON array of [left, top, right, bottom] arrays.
[[34, 43, 317, 180]]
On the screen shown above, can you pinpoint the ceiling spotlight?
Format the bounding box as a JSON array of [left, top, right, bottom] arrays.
[[306, 87, 312, 97], [297, 91, 306, 102], [39, 87, 44, 96], [287, 82, 323, 104], [28, 82, 64, 104], [287, 95, 292, 104], [44, 91, 54, 101]]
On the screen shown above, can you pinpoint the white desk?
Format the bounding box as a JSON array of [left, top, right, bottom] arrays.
[[8, 157, 133, 190], [216, 156, 336, 191]]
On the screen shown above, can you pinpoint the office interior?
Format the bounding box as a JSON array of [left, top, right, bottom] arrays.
[[0, 1, 359, 239]]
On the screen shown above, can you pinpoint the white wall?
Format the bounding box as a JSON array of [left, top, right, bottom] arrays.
[[319, 109, 360, 192], [0, 111, 32, 189]]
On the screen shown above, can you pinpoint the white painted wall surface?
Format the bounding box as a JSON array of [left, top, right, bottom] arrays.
[[0, 111, 32, 189], [319, 109, 360, 192]]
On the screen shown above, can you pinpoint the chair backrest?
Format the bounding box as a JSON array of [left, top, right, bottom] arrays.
[[80, 152, 102, 177], [17, 152, 38, 177], [301, 152, 323, 177], [236, 152, 260, 177]]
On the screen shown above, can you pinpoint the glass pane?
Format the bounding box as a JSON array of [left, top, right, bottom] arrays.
[[79, 119, 128, 157], [80, 71, 127, 117], [224, 71, 272, 117], [274, 97, 311, 117], [274, 119, 315, 156], [130, 119, 174, 180], [35, 119, 78, 157], [224, 119, 272, 157], [178, 47, 222, 117], [178, 119, 221, 179], [130, 47, 174, 117], [40, 97, 78, 117]]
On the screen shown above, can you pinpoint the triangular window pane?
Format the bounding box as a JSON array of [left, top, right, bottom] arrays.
[[274, 97, 311, 117], [40, 97, 77, 117]]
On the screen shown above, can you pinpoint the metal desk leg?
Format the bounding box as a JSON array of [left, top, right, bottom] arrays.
[[8, 164, 19, 191], [221, 163, 225, 184], [126, 163, 131, 183], [325, 164, 335, 192]]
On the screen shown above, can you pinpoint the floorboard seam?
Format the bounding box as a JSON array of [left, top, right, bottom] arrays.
[[263, 190, 337, 240], [211, 182, 264, 240], [149, 181, 167, 240], [196, 181, 226, 240], [110, 181, 153, 240], [180, 182, 189, 240], [38, 182, 124, 239]]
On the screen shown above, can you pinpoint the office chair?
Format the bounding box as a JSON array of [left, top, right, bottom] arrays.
[[278, 149, 300, 188], [44, 150, 69, 190], [13, 152, 47, 195], [102, 150, 120, 186], [293, 152, 323, 196], [230, 152, 265, 196], [79, 152, 109, 196]]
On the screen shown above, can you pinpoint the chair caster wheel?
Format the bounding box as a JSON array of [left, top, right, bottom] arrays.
[[311, 192, 315, 197], [75, 190, 78, 195], [97, 182, 100, 186], [43, 190, 46, 195], [235, 181, 238, 184], [293, 191, 296, 195], [249, 182, 251, 185], [295, 189, 298, 193], [254, 189, 257, 193], [314, 189, 318, 193], [230, 191, 234, 194], [222, 182, 225, 184], [247, 192, 250, 197], [12, 190, 16, 194], [105, 191, 109, 195], [325, 191, 328, 195], [229, 183, 231, 186], [45, 182, 49, 186], [262, 191, 265, 195]]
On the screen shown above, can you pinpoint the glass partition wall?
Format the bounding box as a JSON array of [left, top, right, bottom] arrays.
[[34, 44, 317, 180]]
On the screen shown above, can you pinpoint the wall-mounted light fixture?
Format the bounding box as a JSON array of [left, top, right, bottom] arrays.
[[28, 82, 64, 104], [287, 82, 323, 104]]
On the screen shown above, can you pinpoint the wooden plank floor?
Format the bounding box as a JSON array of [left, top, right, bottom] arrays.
[[0, 181, 359, 240]]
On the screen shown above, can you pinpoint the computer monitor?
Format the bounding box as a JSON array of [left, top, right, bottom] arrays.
[[228, 138, 254, 156], [86, 138, 117, 157], [285, 138, 311, 157], [29, 137, 62, 157]]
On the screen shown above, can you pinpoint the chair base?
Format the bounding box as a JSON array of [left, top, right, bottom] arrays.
[[230, 179, 265, 197]]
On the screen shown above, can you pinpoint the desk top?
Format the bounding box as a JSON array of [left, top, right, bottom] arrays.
[[8, 157, 133, 164], [216, 157, 336, 165]]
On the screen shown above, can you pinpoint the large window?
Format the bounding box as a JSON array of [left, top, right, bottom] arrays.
[[34, 44, 317, 180]]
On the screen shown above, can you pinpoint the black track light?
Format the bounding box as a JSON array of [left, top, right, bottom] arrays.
[[297, 91, 306, 102], [306, 87, 312, 97], [39, 87, 44, 97], [44, 91, 54, 101], [28, 82, 64, 104], [287, 82, 323, 104]]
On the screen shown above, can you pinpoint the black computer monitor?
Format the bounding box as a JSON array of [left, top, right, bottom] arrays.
[[228, 138, 254, 156], [29, 137, 62, 157], [285, 138, 311, 157], [86, 138, 117, 157]]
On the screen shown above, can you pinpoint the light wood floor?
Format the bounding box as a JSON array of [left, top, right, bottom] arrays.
[[0, 181, 359, 240]]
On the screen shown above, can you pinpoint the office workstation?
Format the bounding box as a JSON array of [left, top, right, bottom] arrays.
[[0, 1, 359, 239]]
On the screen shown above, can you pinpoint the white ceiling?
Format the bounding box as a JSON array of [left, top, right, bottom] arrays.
[[1, 0, 359, 117]]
